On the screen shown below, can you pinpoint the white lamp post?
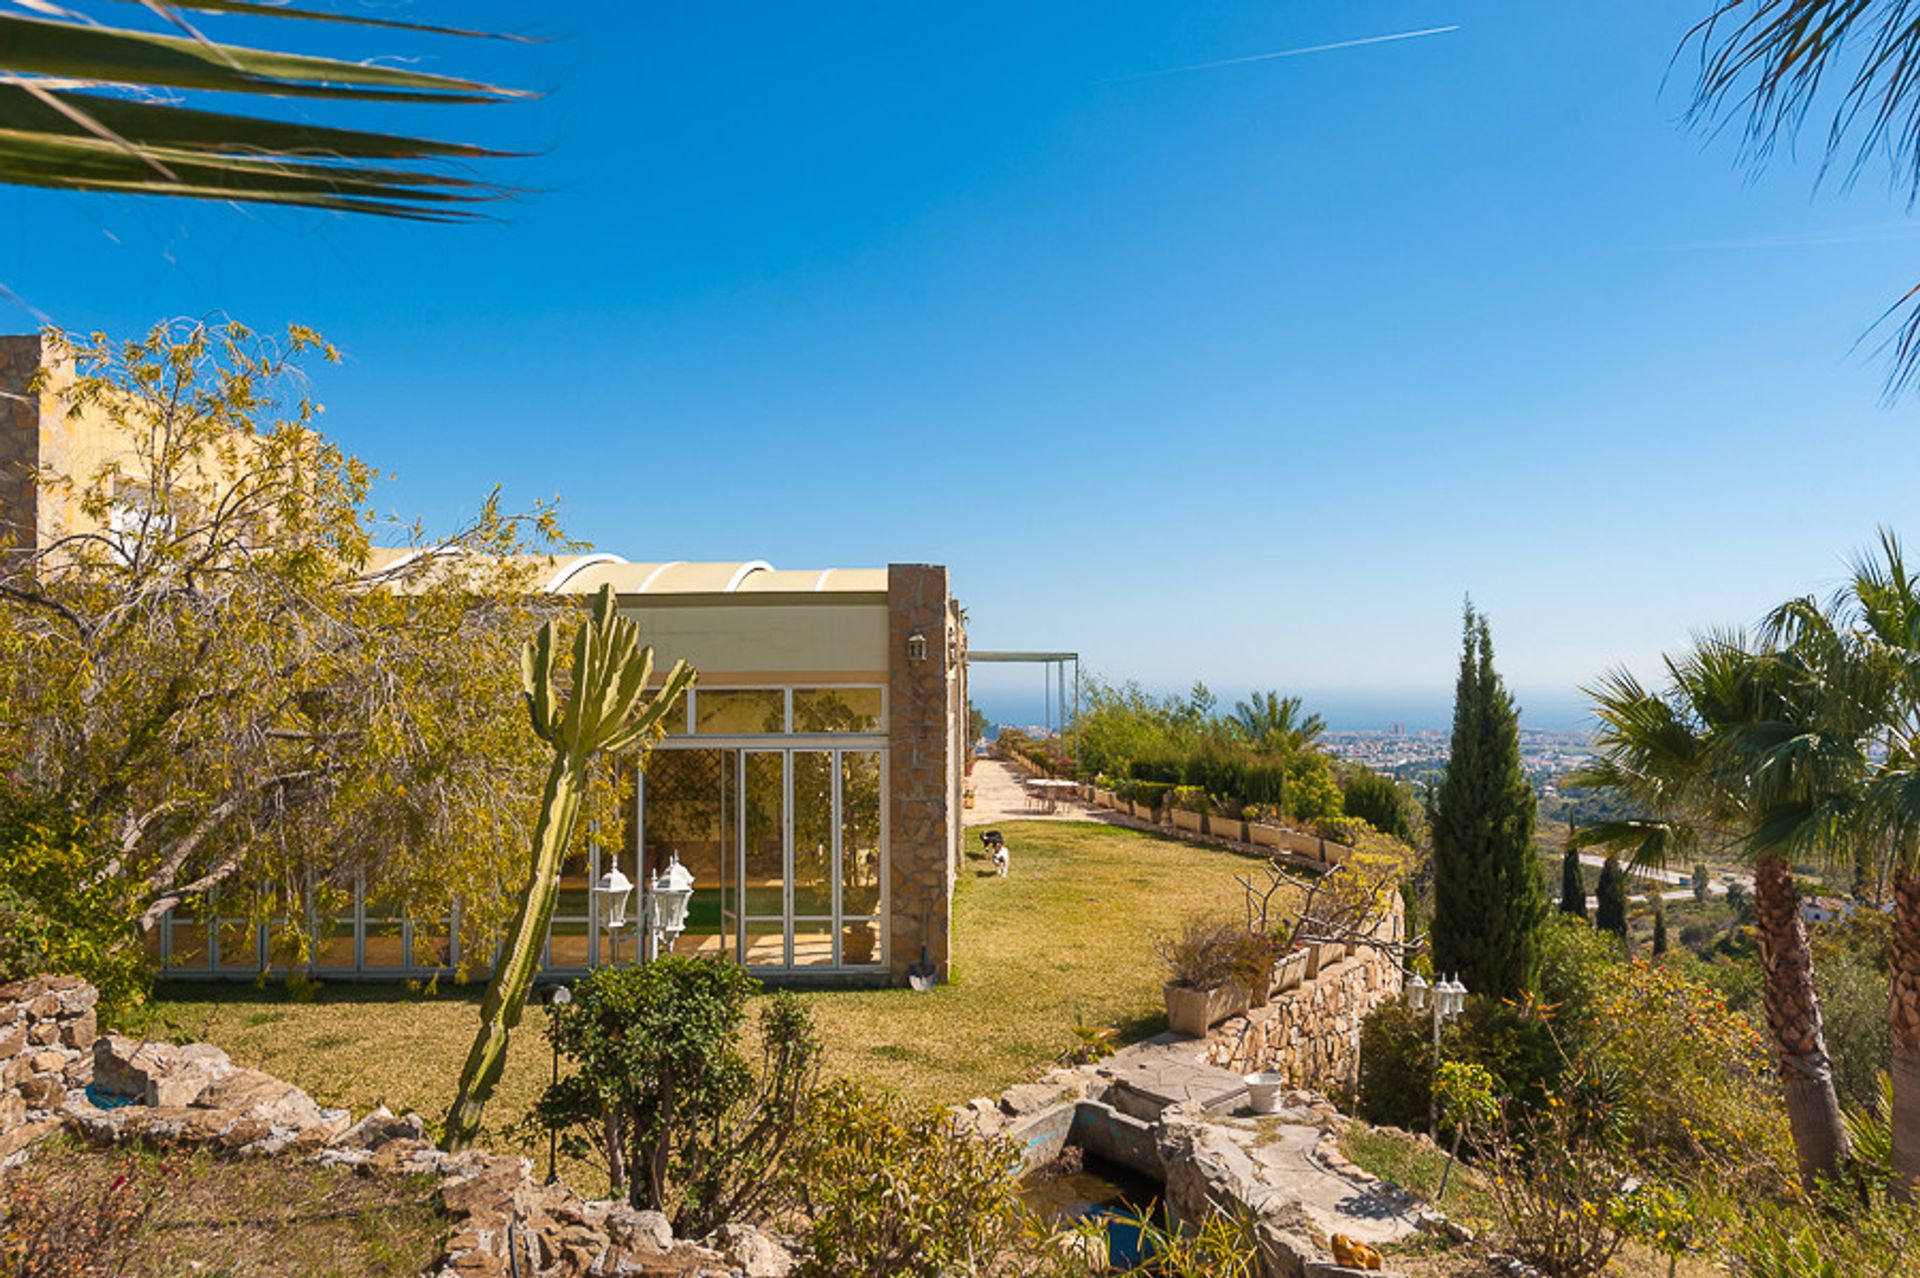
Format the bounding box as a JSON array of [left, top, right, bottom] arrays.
[[649, 852, 696, 957], [1425, 973, 1468, 1135]]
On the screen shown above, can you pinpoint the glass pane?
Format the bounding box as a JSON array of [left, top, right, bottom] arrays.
[[744, 920, 785, 967], [167, 922, 209, 970], [549, 920, 590, 968], [652, 682, 691, 735], [217, 921, 259, 971], [643, 750, 731, 948], [315, 918, 356, 969], [841, 919, 882, 968], [743, 752, 785, 915], [412, 921, 453, 969], [363, 922, 406, 969], [793, 751, 833, 917], [666, 929, 727, 960], [793, 687, 883, 733], [793, 923, 834, 968], [266, 919, 304, 970], [696, 689, 786, 734], [556, 848, 591, 917], [842, 751, 883, 916], [140, 925, 164, 962]]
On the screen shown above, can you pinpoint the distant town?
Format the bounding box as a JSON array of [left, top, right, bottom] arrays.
[[1319, 726, 1596, 791]]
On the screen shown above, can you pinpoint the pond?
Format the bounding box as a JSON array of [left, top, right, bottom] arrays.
[[1020, 1152, 1165, 1269]]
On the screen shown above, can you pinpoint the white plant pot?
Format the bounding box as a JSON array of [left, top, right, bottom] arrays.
[[1244, 1071, 1288, 1114]]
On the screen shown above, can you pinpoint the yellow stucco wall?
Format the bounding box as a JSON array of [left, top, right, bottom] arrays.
[[620, 599, 888, 683]]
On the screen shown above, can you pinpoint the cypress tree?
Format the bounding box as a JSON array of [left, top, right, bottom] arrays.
[[1559, 834, 1588, 919], [1595, 855, 1629, 940], [1652, 898, 1669, 956], [1431, 603, 1546, 999]]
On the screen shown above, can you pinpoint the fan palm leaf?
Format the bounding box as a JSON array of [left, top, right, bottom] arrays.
[[1685, 0, 1920, 393], [0, 1, 528, 217]]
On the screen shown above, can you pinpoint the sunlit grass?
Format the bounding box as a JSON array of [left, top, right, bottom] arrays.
[[146, 819, 1273, 1183]]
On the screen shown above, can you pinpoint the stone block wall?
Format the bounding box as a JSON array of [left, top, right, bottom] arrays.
[[887, 563, 958, 983], [0, 975, 98, 1161], [1203, 942, 1402, 1089], [0, 334, 46, 555]]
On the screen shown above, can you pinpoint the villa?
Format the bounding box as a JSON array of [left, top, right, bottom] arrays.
[[0, 335, 967, 987]]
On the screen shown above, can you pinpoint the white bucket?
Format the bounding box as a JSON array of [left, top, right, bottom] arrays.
[[1243, 1071, 1287, 1114]]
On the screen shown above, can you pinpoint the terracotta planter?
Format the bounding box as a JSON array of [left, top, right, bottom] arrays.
[[1163, 981, 1249, 1037], [1276, 949, 1310, 991], [1320, 940, 1346, 970], [1095, 789, 1116, 808], [1249, 822, 1283, 849], [1172, 808, 1205, 834], [1214, 818, 1247, 843]]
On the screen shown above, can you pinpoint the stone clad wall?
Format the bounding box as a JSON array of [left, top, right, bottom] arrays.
[[1202, 941, 1402, 1089], [0, 335, 45, 555], [887, 563, 958, 983], [0, 975, 98, 1161]]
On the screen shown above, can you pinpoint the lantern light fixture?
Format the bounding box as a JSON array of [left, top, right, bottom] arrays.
[[651, 851, 696, 952], [906, 632, 928, 663], [593, 865, 635, 929], [1405, 971, 1429, 1012]]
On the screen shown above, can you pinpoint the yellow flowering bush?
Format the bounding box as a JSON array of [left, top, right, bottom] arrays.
[[1578, 958, 1794, 1194]]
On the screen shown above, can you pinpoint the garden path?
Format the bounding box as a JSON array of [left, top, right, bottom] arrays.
[[967, 759, 1108, 825]]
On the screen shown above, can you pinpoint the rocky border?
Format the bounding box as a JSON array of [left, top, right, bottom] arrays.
[[0, 976, 792, 1278]]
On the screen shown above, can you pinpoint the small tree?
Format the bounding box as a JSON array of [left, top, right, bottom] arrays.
[[1560, 838, 1589, 920], [1432, 603, 1546, 999], [1693, 863, 1711, 905], [1652, 899, 1670, 956], [1596, 856, 1630, 941], [0, 321, 582, 1007], [529, 958, 819, 1234]]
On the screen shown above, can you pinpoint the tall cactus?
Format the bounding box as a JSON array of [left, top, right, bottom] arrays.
[[442, 584, 694, 1151]]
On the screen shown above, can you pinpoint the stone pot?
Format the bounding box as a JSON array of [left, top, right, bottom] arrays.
[[1163, 981, 1248, 1038], [1243, 1070, 1288, 1114], [1276, 949, 1310, 992]]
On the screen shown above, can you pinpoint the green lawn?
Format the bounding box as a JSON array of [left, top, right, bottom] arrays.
[[143, 819, 1272, 1178]]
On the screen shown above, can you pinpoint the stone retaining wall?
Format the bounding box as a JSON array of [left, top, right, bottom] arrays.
[[1202, 942, 1401, 1089]]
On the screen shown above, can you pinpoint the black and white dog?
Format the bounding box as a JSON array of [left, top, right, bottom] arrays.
[[981, 829, 1009, 876]]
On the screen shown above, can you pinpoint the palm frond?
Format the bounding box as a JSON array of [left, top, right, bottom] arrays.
[[1683, 0, 1920, 395], [0, 1, 529, 216]]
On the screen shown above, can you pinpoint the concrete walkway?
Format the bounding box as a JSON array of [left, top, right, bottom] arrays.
[[967, 759, 1106, 825]]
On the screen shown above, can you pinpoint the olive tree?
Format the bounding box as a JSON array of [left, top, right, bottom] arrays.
[[0, 319, 609, 997]]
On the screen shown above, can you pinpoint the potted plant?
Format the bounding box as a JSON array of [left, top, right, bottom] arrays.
[[1276, 940, 1311, 991], [1157, 917, 1275, 1037]]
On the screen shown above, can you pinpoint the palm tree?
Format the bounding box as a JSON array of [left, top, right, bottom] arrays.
[[1572, 635, 1853, 1187], [1, 1, 526, 217], [1686, 0, 1920, 393], [1229, 691, 1325, 752], [1788, 531, 1920, 1198]]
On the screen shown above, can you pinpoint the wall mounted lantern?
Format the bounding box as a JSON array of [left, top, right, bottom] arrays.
[[651, 852, 696, 952], [593, 866, 635, 929], [906, 632, 928, 663]]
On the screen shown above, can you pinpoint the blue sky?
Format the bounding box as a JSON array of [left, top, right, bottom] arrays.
[[7, 1, 1920, 729]]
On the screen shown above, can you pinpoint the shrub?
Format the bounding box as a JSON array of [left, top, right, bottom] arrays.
[[1357, 999, 1434, 1130], [1474, 1085, 1632, 1278], [1725, 1187, 1920, 1277], [1340, 770, 1415, 843], [790, 1081, 1082, 1278], [0, 789, 152, 1018], [528, 957, 820, 1235], [1169, 785, 1209, 814], [1155, 916, 1274, 993]]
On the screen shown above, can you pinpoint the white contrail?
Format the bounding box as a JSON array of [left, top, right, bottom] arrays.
[[1124, 24, 1460, 80]]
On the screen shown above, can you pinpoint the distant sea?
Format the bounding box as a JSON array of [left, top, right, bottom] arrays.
[[970, 686, 1593, 735]]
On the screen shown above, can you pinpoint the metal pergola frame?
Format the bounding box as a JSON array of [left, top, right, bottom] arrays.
[[967, 650, 1080, 753]]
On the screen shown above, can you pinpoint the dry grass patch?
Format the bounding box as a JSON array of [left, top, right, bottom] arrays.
[[4, 1137, 446, 1278]]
